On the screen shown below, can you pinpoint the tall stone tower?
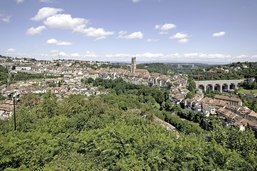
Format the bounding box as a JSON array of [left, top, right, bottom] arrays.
[[131, 57, 136, 73]]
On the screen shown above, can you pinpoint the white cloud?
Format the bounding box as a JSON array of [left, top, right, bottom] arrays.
[[183, 53, 199, 57], [59, 51, 67, 57], [44, 14, 87, 30], [26, 26, 46, 35], [183, 53, 231, 59], [50, 49, 58, 53], [50, 51, 95, 59], [171, 32, 188, 39], [0, 14, 11, 23], [31, 7, 63, 21], [75, 27, 114, 39], [105, 53, 131, 58], [125, 32, 143, 39], [105, 52, 164, 61], [46, 39, 58, 44], [236, 54, 248, 59], [170, 32, 189, 43], [178, 38, 189, 43], [252, 55, 257, 58], [7, 48, 16, 52], [71, 53, 80, 57], [16, 0, 24, 4], [6, 50, 257, 63], [19, 0, 51, 3], [49, 49, 60, 58], [31, 7, 114, 39], [40, 0, 51, 2], [117, 31, 127, 36], [137, 52, 164, 58], [132, 0, 141, 3], [155, 23, 176, 34], [118, 31, 143, 39], [212, 31, 226, 37], [233, 54, 257, 62], [2, 16, 10, 22], [84, 51, 97, 57], [46, 38, 72, 46], [166, 53, 180, 58], [103, 52, 235, 62], [57, 42, 72, 46]]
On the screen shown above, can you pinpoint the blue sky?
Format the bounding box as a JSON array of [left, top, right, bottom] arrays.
[[0, 0, 257, 63]]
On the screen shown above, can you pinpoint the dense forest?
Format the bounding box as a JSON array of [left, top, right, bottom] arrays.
[[1, 78, 257, 170]]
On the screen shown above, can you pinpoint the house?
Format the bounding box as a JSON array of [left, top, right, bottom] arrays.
[[214, 95, 242, 106], [192, 101, 202, 112], [216, 107, 241, 124], [235, 118, 257, 131], [202, 103, 216, 117], [15, 66, 32, 71]]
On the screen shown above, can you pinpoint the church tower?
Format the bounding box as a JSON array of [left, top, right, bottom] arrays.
[[131, 57, 136, 73]]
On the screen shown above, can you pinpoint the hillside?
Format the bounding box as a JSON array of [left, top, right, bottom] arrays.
[[1, 79, 257, 170], [191, 62, 257, 80]]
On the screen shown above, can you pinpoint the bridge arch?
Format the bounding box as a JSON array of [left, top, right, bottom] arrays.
[[230, 83, 236, 90], [214, 84, 221, 92], [198, 84, 205, 92], [222, 83, 229, 92], [206, 84, 213, 92]]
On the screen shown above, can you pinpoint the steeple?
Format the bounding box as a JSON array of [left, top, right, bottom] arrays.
[[131, 57, 136, 73]]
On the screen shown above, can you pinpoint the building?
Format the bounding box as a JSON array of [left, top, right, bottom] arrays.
[[214, 95, 242, 106], [131, 57, 136, 74]]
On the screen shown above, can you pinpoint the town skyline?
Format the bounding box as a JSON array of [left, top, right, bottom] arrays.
[[0, 0, 257, 63]]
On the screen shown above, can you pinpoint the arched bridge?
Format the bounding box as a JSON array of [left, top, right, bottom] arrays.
[[195, 79, 244, 92]]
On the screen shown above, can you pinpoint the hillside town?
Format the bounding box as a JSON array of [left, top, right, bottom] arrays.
[[0, 56, 257, 132], [2, 0, 257, 169]]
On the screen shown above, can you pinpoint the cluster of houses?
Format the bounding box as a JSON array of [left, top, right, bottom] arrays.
[[1, 56, 257, 132], [0, 76, 104, 120], [183, 94, 257, 131], [0, 57, 189, 121]]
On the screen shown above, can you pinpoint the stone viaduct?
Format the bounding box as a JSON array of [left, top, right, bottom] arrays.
[[195, 79, 244, 93]]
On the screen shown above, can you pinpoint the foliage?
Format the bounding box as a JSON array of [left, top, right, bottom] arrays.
[[83, 77, 169, 105], [0, 94, 6, 101], [1, 82, 257, 170], [137, 63, 174, 75], [11, 72, 58, 82], [0, 65, 8, 85], [237, 88, 257, 95], [241, 81, 257, 90], [190, 62, 257, 81], [187, 76, 196, 98], [204, 90, 223, 98], [241, 97, 257, 113]]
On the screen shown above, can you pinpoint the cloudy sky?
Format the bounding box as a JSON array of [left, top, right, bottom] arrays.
[[0, 0, 257, 63]]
